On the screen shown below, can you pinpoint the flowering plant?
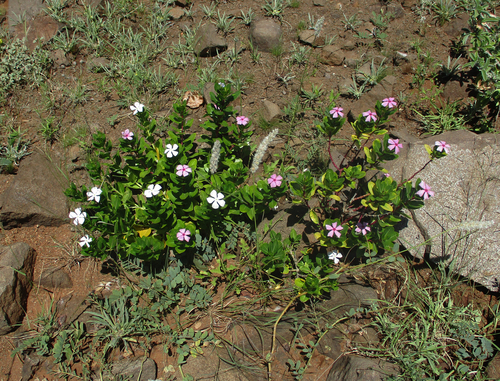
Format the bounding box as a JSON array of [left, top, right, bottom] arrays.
[[65, 83, 286, 262], [291, 99, 448, 266]]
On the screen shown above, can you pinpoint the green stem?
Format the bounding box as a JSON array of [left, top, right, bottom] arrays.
[[268, 292, 307, 380]]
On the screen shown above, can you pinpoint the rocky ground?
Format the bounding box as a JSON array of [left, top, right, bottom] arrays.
[[1, 0, 500, 379]]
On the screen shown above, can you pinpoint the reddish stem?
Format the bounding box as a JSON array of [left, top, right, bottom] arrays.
[[403, 159, 433, 184], [328, 137, 340, 172]]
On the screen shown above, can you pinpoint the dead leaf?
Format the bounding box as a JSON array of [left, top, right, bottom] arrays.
[[183, 91, 204, 108]]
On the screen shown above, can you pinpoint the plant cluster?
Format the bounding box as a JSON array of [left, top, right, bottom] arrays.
[[345, 60, 388, 100], [360, 262, 500, 380], [462, 5, 500, 121], [12, 264, 217, 378], [263, 0, 289, 20], [5, 0, 499, 377], [0, 38, 52, 93], [65, 84, 448, 308], [65, 83, 286, 270], [288, 98, 447, 275], [0, 128, 32, 172]]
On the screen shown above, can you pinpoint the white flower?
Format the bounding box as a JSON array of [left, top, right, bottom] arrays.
[[207, 190, 225, 209], [328, 251, 343, 264], [69, 208, 87, 225], [79, 235, 93, 248], [144, 184, 162, 198], [164, 143, 179, 158], [86, 187, 102, 203], [130, 102, 144, 115]]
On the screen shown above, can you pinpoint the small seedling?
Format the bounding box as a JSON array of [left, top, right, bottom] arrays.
[[359, 59, 388, 86], [239, 8, 255, 25], [301, 83, 324, 108], [200, 3, 217, 19], [44, 0, 69, 22], [308, 14, 325, 37], [248, 39, 261, 64], [432, 0, 457, 26], [222, 44, 242, 66], [1, 128, 31, 171], [39, 116, 60, 142], [346, 75, 367, 99], [263, 0, 289, 20], [276, 72, 295, 87], [215, 11, 235, 35], [51, 28, 78, 54], [438, 55, 462, 82], [342, 13, 361, 31], [271, 43, 285, 58], [290, 43, 310, 66], [107, 114, 119, 126], [369, 9, 394, 31]]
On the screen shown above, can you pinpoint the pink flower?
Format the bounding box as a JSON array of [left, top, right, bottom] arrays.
[[236, 116, 249, 125], [382, 97, 397, 108], [326, 222, 343, 238], [122, 129, 134, 140], [329, 107, 344, 118], [363, 110, 377, 122], [435, 141, 450, 154], [176, 164, 192, 177], [416, 181, 435, 200], [384, 173, 391, 178], [213, 104, 220, 110], [268, 174, 283, 188], [176, 228, 191, 242], [387, 138, 403, 154], [355, 222, 371, 236]]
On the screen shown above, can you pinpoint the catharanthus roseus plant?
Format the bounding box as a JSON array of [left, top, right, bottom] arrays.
[[290, 98, 448, 264], [65, 82, 286, 263], [462, 7, 500, 127]]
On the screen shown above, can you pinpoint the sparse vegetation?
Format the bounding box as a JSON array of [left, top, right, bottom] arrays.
[[1, 0, 500, 379]]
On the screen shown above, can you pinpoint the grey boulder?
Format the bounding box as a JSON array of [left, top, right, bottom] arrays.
[[0, 243, 36, 335], [250, 19, 282, 53], [0, 152, 69, 229], [388, 130, 500, 290]]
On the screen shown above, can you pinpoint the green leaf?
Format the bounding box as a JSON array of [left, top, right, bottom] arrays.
[[309, 209, 319, 225], [364, 146, 374, 164], [380, 203, 393, 212], [0, 158, 12, 166], [122, 188, 132, 204], [52, 332, 67, 363], [111, 195, 121, 211], [424, 144, 433, 156], [299, 294, 310, 302], [367, 181, 375, 195], [295, 278, 305, 288]]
